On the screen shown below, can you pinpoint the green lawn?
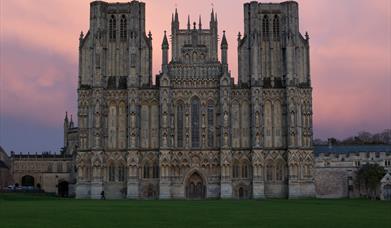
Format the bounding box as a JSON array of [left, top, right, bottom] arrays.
[[0, 193, 390, 228]]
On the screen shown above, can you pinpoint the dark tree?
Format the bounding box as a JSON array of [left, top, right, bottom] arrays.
[[355, 163, 386, 199]]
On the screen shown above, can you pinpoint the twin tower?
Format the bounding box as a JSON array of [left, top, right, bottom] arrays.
[[75, 1, 315, 199]]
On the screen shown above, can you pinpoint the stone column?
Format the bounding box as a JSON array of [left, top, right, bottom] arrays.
[[252, 149, 265, 199], [219, 73, 232, 198], [126, 150, 139, 199], [159, 150, 171, 199]]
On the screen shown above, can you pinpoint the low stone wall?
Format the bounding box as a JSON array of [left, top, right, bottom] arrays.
[[315, 168, 347, 198]]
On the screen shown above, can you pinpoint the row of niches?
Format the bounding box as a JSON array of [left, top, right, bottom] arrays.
[[168, 65, 221, 77]]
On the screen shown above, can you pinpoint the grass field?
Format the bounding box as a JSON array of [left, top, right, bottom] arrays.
[[0, 193, 390, 228]]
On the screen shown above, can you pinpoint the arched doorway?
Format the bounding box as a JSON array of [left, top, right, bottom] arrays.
[[383, 185, 391, 200], [185, 172, 205, 199], [239, 187, 244, 199], [58, 181, 69, 197], [21, 175, 34, 186]]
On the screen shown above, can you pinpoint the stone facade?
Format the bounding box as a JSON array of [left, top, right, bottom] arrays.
[[10, 153, 75, 195], [1, 115, 78, 195], [315, 146, 391, 198], [75, 0, 315, 199], [0, 146, 12, 189]]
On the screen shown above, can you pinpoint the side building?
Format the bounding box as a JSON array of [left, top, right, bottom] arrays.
[[314, 145, 391, 199], [5, 113, 79, 196]]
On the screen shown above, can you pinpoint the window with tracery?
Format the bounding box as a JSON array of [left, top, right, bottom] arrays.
[[109, 165, 115, 181], [109, 15, 116, 40], [273, 15, 280, 40], [262, 15, 269, 40], [120, 15, 127, 40]]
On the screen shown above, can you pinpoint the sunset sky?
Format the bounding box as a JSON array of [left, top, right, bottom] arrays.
[[0, 0, 390, 154]]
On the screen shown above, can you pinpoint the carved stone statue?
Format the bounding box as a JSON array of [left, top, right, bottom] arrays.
[[223, 112, 228, 126]]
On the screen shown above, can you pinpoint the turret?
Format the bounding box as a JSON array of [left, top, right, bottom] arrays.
[[187, 15, 191, 30], [221, 31, 228, 66], [172, 8, 179, 32], [209, 8, 218, 61], [70, 115, 74, 128], [63, 112, 69, 147], [162, 31, 169, 72]]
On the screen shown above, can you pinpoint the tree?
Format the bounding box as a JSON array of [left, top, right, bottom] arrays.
[[355, 163, 386, 199]]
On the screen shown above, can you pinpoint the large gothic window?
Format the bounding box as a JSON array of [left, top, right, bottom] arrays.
[[273, 15, 280, 40], [191, 97, 200, 148], [120, 15, 127, 40], [262, 15, 269, 40], [109, 15, 116, 41], [177, 102, 184, 147], [207, 102, 214, 147]]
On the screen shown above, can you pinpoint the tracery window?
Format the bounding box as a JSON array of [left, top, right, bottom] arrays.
[[207, 102, 214, 147], [262, 15, 269, 40], [273, 15, 280, 40], [109, 15, 116, 40], [109, 165, 115, 181], [118, 165, 125, 181], [177, 102, 184, 147], [191, 97, 200, 148], [120, 15, 127, 40]]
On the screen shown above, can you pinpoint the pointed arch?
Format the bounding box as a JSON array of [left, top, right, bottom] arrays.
[[273, 15, 280, 40], [191, 96, 200, 148], [109, 15, 116, 40], [262, 15, 269, 40], [176, 100, 184, 147], [120, 15, 127, 40]]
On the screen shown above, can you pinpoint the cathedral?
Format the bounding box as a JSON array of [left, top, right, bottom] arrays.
[[75, 0, 315, 199]]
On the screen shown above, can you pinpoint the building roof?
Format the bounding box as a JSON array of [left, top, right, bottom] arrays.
[[314, 145, 391, 155]]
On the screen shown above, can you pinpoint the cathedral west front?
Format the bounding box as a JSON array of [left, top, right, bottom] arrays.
[[75, 0, 315, 199]]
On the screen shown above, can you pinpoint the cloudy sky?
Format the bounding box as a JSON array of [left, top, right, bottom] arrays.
[[0, 0, 390, 154]]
